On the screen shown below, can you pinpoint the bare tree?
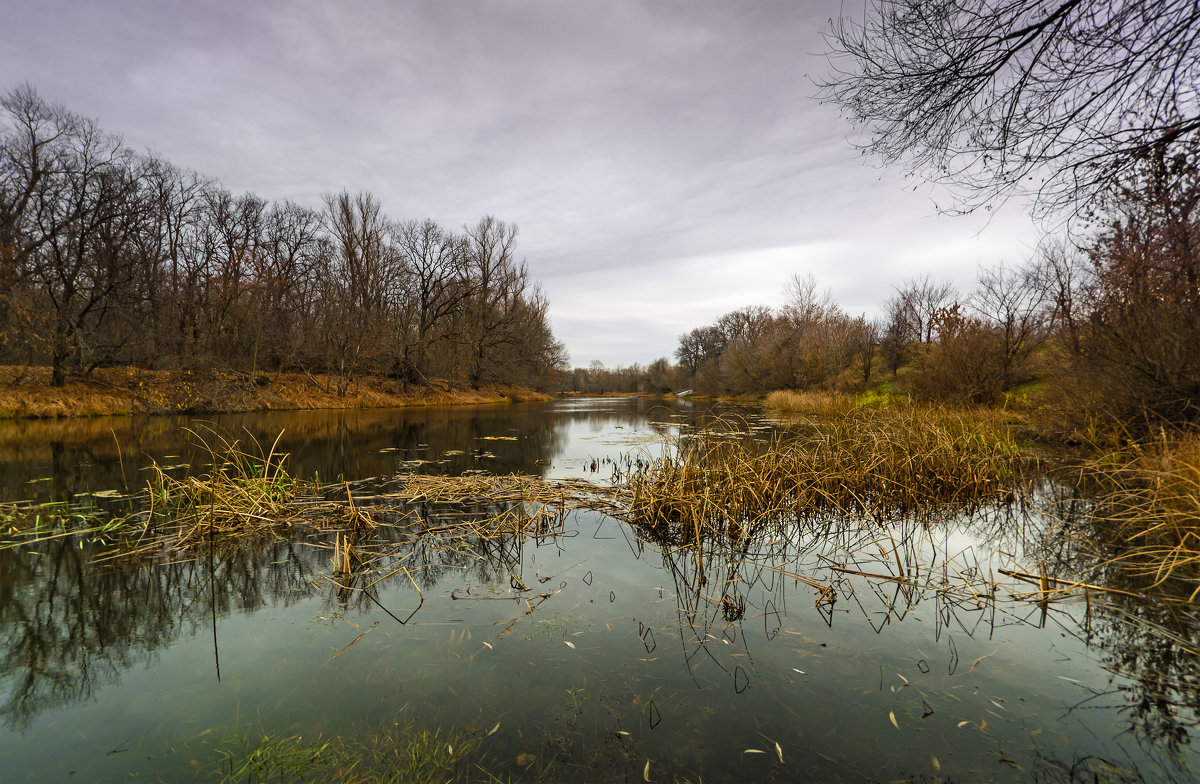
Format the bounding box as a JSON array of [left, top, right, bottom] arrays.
[[3, 86, 145, 385], [392, 218, 471, 384], [320, 191, 395, 394], [821, 0, 1200, 217], [969, 262, 1049, 387], [462, 215, 522, 386], [895, 275, 955, 344]]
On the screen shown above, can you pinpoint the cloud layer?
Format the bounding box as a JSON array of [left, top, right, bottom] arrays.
[[1, 0, 1041, 366]]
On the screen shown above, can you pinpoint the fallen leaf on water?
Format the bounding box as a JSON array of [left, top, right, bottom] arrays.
[[889, 711, 899, 729]]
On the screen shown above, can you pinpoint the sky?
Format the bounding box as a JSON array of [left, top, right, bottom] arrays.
[[1, 0, 1044, 368]]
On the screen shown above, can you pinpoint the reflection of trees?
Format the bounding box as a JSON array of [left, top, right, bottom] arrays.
[[0, 487, 550, 729], [0, 399, 695, 502], [0, 535, 318, 729], [630, 498, 1200, 762]]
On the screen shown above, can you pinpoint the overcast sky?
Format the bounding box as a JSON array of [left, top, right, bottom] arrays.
[[2, 0, 1043, 367]]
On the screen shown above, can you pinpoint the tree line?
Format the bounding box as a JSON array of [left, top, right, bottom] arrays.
[[0, 84, 567, 391], [576, 153, 1199, 431]]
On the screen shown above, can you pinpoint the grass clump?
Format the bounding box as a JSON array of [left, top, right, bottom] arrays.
[[1084, 431, 1200, 595], [763, 389, 861, 417], [629, 405, 1029, 532], [214, 723, 491, 784], [147, 426, 310, 545]]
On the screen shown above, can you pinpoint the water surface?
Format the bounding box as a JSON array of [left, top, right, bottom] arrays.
[[1, 398, 1196, 782]]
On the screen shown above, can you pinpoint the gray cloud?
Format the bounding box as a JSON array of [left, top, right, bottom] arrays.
[[2, 0, 1042, 367]]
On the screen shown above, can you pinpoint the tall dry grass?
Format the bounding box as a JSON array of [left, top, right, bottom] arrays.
[[147, 426, 310, 545], [763, 390, 861, 417], [1085, 431, 1200, 595], [628, 405, 1028, 533]]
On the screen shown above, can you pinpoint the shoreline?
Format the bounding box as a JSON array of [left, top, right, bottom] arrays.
[[0, 366, 551, 420]]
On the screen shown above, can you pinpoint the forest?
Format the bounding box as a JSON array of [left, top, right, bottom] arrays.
[[0, 84, 568, 396]]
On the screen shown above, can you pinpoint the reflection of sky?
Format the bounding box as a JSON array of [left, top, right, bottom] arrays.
[[2, 399, 1195, 781]]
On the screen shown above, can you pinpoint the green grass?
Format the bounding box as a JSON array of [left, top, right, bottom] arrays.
[[214, 722, 496, 784]]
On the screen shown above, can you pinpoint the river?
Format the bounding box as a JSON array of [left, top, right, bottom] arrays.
[[0, 397, 1196, 782]]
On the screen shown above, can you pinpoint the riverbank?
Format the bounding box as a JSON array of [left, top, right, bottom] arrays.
[[0, 366, 549, 419]]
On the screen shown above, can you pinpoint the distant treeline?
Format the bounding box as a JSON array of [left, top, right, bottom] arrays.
[[0, 84, 567, 392], [575, 152, 1200, 431]]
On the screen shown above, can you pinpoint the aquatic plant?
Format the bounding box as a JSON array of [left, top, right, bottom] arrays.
[[215, 722, 489, 783], [1083, 431, 1200, 596], [627, 406, 1030, 534], [146, 425, 309, 545]]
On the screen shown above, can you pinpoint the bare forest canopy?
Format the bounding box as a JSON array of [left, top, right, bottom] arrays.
[[0, 84, 568, 393], [819, 0, 1200, 220]]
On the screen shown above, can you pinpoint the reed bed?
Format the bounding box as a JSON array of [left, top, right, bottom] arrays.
[[1083, 431, 1200, 595], [627, 406, 1030, 533], [763, 389, 864, 417], [145, 427, 312, 546]]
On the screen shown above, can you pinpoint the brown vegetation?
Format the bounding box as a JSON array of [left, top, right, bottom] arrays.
[[0, 86, 567, 396], [1083, 432, 1200, 596], [0, 365, 548, 419], [627, 407, 1028, 532]]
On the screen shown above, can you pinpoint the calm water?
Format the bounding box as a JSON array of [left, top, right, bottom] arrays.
[[0, 398, 1197, 782]]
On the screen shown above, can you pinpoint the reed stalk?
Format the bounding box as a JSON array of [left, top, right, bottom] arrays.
[[1083, 431, 1200, 595], [627, 406, 1029, 536]]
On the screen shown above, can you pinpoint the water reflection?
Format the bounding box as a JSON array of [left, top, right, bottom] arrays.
[[0, 399, 1197, 781]]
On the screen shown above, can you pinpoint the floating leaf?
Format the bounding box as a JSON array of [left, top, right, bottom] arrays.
[[889, 711, 899, 729]]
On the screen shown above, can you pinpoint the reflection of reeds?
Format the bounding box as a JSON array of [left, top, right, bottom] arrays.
[[1085, 432, 1200, 596], [628, 407, 1029, 533]]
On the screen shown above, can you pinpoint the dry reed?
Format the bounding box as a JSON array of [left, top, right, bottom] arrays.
[[146, 426, 309, 545], [1083, 431, 1200, 595], [627, 406, 1029, 534]]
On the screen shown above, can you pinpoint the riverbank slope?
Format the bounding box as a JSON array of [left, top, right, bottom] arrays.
[[0, 366, 549, 419]]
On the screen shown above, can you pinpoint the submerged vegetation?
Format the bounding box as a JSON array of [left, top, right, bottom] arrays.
[[213, 722, 490, 784]]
